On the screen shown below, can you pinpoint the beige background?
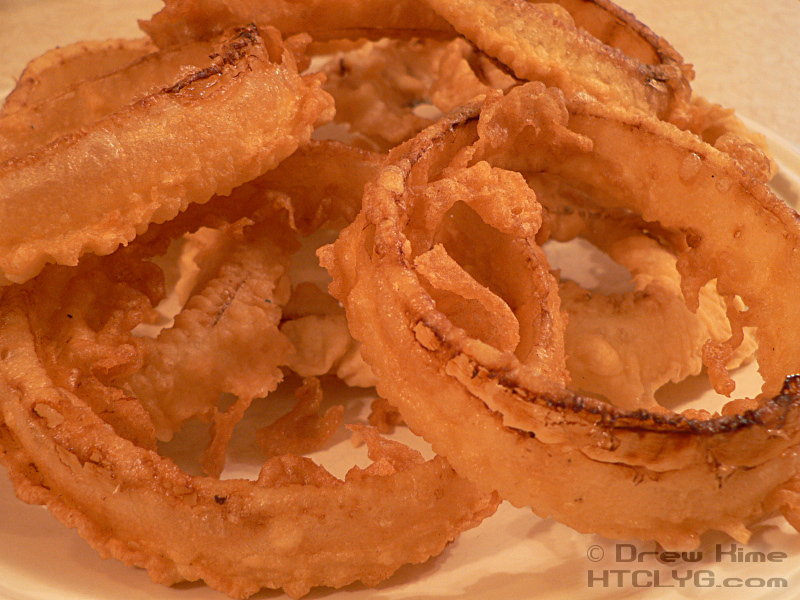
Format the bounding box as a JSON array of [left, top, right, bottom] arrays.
[[617, 0, 800, 148], [1, 0, 799, 146]]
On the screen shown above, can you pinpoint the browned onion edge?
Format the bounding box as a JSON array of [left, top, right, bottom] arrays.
[[376, 98, 800, 439]]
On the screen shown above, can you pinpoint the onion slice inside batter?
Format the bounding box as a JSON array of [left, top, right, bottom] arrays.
[[322, 83, 800, 549]]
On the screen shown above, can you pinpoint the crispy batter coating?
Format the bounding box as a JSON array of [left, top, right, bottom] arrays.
[[0, 26, 334, 285], [141, 0, 456, 47], [548, 216, 757, 409], [421, 0, 690, 120], [0, 37, 156, 115], [319, 37, 515, 151], [1, 0, 798, 596], [0, 40, 220, 160], [322, 83, 800, 549], [0, 202, 498, 599], [256, 377, 344, 458]]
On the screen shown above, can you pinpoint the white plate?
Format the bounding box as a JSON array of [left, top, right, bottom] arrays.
[[3, 4, 800, 600]]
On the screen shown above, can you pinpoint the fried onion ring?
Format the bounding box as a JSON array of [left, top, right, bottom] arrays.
[[544, 214, 756, 409], [421, 0, 689, 120], [0, 39, 220, 160], [0, 201, 498, 599], [141, 0, 457, 47], [0, 37, 156, 115], [142, 0, 772, 182], [0, 25, 334, 286], [2, 0, 797, 595], [322, 82, 800, 548], [143, 0, 690, 121]]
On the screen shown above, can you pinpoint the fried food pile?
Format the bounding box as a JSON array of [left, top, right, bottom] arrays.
[[1, 0, 799, 597]]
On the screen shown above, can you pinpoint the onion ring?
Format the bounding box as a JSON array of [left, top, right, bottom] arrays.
[[0, 37, 156, 116], [543, 212, 756, 409], [528, 0, 684, 67], [142, 0, 772, 181], [143, 0, 689, 120], [1, 0, 795, 594], [0, 25, 334, 286], [0, 198, 498, 599], [0, 39, 221, 160], [421, 0, 689, 120], [141, 0, 457, 47], [322, 82, 800, 548]]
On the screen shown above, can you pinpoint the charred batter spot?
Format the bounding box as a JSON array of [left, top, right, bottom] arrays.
[[165, 25, 262, 94], [164, 64, 224, 94]]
